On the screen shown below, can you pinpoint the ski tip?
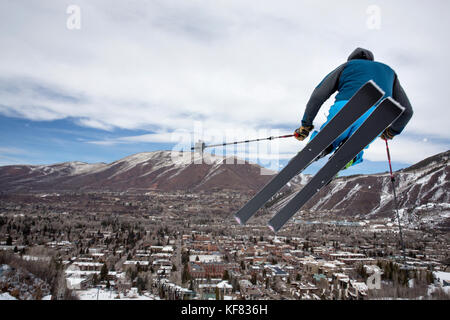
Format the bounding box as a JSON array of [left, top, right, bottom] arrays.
[[366, 80, 385, 95], [383, 96, 406, 113], [234, 215, 242, 225]]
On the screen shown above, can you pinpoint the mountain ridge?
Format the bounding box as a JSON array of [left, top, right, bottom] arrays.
[[0, 149, 448, 228], [0, 151, 277, 193], [267, 150, 449, 230]]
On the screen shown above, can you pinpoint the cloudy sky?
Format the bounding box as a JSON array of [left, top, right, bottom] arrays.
[[0, 0, 449, 175]]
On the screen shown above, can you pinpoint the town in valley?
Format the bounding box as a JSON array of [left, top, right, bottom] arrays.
[[0, 190, 449, 300]]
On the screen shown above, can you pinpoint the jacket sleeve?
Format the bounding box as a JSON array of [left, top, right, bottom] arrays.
[[301, 63, 346, 127], [390, 75, 413, 135]]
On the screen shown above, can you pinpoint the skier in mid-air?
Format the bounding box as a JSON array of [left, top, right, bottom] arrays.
[[235, 48, 413, 229], [294, 47, 413, 169]]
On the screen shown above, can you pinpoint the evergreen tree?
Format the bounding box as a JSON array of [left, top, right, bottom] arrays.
[[92, 274, 99, 286], [136, 277, 146, 294], [6, 235, 12, 246], [182, 264, 191, 284], [426, 271, 434, 284], [215, 286, 220, 300], [100, 263, 108, 281], [250, 273, 257, 285]]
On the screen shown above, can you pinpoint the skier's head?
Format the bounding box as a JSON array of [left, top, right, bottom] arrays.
[[347, 48, 374, 61]]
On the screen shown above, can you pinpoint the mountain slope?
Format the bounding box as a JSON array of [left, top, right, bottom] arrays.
[[0, 151, 276, 193], [1, 149, 449, 228], [268, 150, 450, 228]]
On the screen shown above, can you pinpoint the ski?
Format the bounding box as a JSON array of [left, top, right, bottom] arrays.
[[234, 80, 385, 225], [267, 97, 405, 233]]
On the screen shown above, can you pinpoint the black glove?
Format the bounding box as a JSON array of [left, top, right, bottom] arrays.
[[294, 125, 314, 141], [380, 128, 395, 140]]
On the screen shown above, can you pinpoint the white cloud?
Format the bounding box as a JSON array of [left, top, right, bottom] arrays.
[[0, 147, 30, 166], [0, 0, 449, 165], [364, 136, 449, 164], [88, 131, 175, 145], [76, 118, 114, 131], [0, 147, 26, 155]]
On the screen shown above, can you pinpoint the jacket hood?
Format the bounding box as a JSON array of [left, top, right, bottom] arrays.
[[347, 48, 374, 61]]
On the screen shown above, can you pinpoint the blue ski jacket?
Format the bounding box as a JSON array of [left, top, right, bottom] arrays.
[[301, 48, 413, 136]]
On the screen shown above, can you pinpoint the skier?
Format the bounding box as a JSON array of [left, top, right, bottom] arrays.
[[294, 47, 413, 169]]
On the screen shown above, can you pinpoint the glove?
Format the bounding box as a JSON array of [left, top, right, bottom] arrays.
[[380, 128, 395, 140], [294, 125, 314, 141]]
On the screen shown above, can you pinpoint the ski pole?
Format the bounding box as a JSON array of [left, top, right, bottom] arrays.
[[190, 134, 294, 151], [384, 138, 407, 266]]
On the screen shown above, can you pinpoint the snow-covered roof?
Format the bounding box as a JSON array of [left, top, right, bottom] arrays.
[[189, 254, 223, 263], [434, 271, 450, 285], [364, 265, 381, 274], [351, 281, 368, 292], [162, 246, 174, 253], [239, 280, 253, 287], [0, 292, 17, 300], [322, 263, 336, 268], [74, 262, 103, 267], [217, 281, 233, 289], [123, 260, 149, 266], [66, 277, 87, 289]]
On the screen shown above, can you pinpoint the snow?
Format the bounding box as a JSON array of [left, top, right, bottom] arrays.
[[22, 255, 51, 262], [119, 151, 231, 183], [76, 287, 157, 300], [66, 277, 85, 290], [424, 272, 450, 296], [217, 281, 233, 289], [123, 260, 150, 266], [109, 152, 161, 178], [351, 281, 368, 292], [65, 270, 100, 277], [72, 262, 103, 267], [189, 254, 223, 263], [0, 292, 17, 300], [198, 167, 225, 185], [70, 162, 106, 175], [434, 271, 450, 284], [331, 183, 361, 209], [307, 180, 346, 211], [29, 161, 106, 177], [428, 284, 450, 295], [0, 264, 11, 274], [162, 246, 174, 253]]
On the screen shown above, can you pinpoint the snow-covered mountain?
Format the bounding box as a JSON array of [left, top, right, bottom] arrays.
[[268, 150, 450, 229], [0, 151, 276, 193], [1, 150, 448, 228]]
